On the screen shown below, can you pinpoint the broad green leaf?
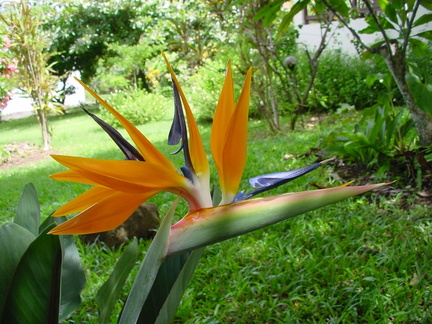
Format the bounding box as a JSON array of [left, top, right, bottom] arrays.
[[2, 224, 62, 324], [360, 16, 380, 34], [366, 74, 382, 87], [168, 183, 389, 256], [14, 183, 40, 236], [153, 248, 204, 324], [137, 251, 192, 324], [119, 199, 178, 324], [378, 0, 398, 23], [39, 214, 86, 319], [276, 0, 310, 39], [327, 0, 350, 17], [360, 15, 396, 34], [407, 0, 416, 11], [377, 0, 390, 11], [96, 238, 139, 324], [392, 0, 404, 10], [413, 13, 432, 27], [254, 0, 285, 26], [414, 30, 432, 41], [420, 0, 432, 10], [409, 38, 428, 56], [59, 230, 86, 320], [0, 223, 36, 318], [405, 72, 432, 116]]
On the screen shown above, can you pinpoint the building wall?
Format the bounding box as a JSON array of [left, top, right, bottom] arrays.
[[292, 6, 431, 55], [1, 71, 85, 119]]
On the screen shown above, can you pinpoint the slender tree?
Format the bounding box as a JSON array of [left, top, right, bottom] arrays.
[[1, 0, 61, 150]]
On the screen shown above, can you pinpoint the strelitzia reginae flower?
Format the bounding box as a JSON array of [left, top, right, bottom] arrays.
[[49, 54, 388, 258]]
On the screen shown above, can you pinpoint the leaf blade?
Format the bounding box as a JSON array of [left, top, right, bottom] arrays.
[[14, 183, 40, 236], [2, 224, 62, 324], [96, 239, 139, 324]]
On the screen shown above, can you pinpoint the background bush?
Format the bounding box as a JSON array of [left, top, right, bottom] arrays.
[[294, 50, 402, 111], [99, 88, 170, 127]]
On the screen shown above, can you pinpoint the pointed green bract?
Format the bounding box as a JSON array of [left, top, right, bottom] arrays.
[[167, 183, 389, 256]]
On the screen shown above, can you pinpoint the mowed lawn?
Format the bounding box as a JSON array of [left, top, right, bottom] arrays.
[[1, 109, 431, 323]]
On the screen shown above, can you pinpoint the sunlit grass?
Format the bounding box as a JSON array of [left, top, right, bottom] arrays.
[[1, 109, 431, 323]]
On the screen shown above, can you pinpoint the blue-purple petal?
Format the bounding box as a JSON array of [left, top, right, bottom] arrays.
[[81, 105, 144, 161], [233, 158, 335, 202], [167, 81, 194, 172]]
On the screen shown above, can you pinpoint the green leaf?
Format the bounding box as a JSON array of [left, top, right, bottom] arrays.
[[59, 231, 86, 320], [366, 74, 382, 87], [276, 0, 310, 39], [409, 38, 428, 56], [377, 0, 390, 11], [360, 15, 396, 34], [327, 0, 350, 17], [119, 199, 178, 324], [384, 5, 398, 24], [254, 0, 285, 26], [0, 223, 36, 318], [420, 0, 432, 10], [407, 0, 416, 11], [96, 238, 139, 324], [414, 30, 432, 41], [360, 16, 380, 34], [39, 216, 86, 320], [2, 224, 62, 324], [405, 72, 432, 116], [137, 252, 192, 324], [392, 0, 404, 10], [413, 13, 432, 27], [153, 248, 204, 324], [14, 183, 40, 236]]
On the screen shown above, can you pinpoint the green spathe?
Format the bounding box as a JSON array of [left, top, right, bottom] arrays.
[[167, 183, 388, 256]]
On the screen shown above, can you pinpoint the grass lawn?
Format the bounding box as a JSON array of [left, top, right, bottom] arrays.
[[1, 109, 431, 323]]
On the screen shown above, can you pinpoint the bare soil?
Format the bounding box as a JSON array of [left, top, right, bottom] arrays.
[[0, 142, 55, 170]]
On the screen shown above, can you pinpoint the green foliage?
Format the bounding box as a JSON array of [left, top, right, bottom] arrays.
[[95, 239, 139, 324], [185, 59, 228, 123], [323, 72, 416, 172], [0, 184, 85, 323], [406, 47, 432, 117], [1, 112, 431, 322], [299, 50, 400, 111], [46, 0, 147, 82], [99, 89, 170, 127], [176, 200, 432, 323], [119, 200, 177, 324]]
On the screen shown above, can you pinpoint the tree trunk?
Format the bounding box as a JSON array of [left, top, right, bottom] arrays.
[[381, 47, 432, 146], [36, 108, 51, 151]]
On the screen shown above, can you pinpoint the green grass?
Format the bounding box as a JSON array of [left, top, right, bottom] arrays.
[[1, 110, 431, 323]]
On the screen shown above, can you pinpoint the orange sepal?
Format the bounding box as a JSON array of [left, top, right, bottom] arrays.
[[49, 191, 154, 235]]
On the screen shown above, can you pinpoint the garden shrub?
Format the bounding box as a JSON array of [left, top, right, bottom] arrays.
[[99, 88, 170, 127], [322, 72, 417, 176], [295, 49, 400, 111], [185, 59, 229, 123]]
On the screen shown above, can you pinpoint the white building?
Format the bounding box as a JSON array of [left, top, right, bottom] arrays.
[[1, 71, 85, 120], [290, 1, 432, 54]]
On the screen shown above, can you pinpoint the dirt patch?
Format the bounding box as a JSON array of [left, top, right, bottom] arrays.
[[1, 142, 55, 170], [326, 156, 432, 209]]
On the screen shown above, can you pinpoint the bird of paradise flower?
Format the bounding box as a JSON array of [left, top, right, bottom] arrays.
[[49, 55, 387, 256], [48, 55, 388, 322]]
